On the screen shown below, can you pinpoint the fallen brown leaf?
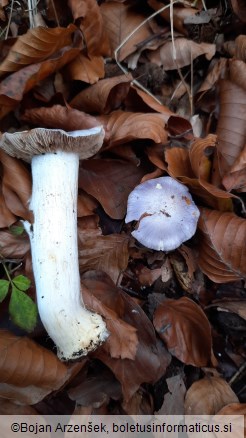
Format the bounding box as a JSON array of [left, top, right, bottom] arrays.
[[212, 79, 246, 184], [70, 74, 132, 114], [0, 330, 67, 388], [0, 24, 77, 77], [153, 297, 212, 366], [78, 233, 129, 284], [207, 299, 246, 321], [148, 38, 216, 70], [0, 228, 30, 258], [185, 376, 239, 415], [222, 143, 246, 192], [79, 158, 145, 219], [157, 374, 186, 415], [68, 0, 110, 57], [65, 53, 105, 84], [0, 32, 83, 119], [81, 271, 138, 360], [97, 110, 168, 147], [198, 208, 246, 283], [22, 104, 100, 131], [0, 150, 32, 222], [82, 271, 170, 400], [100, 2, 152, 61]]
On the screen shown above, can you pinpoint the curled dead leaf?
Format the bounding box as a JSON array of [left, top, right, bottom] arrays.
[[0, 150, 32, 222], [78, 233, 129, 284], [82, 271, 170, 400], [79, 158, 145, 219], [96, 110, 168, 147], [0, 31, 83, 119], [148, 38, 216, 70], [153, 297, 212, 366], [185, 377, 239, 415], [22, 105, 100, 131], [198, 208, 246, 283], [100, 2, 152, 61], [0, 24, 77, 78], [70, 74, 132, 114], [0, 330, 67, 389], [68, 0, 110, 57]]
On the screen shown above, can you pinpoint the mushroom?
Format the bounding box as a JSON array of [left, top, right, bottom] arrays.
[[125, 176, 200, 251], [0, 127, 109, 361]]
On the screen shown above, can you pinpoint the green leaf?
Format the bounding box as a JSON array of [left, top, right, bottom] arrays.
[[12, 275, 31, 291], [9, 225, 24, 236], [9, 286, 37, 332], [0, 279, 10, 302]]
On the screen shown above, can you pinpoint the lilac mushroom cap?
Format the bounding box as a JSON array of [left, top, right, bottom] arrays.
[[125, 176, 200, 251]]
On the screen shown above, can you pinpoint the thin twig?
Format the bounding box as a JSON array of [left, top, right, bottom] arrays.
[[170, 0, 193, 116], [229, 361, 246, 385], [5, 0, 14, 39], [115, 1, 179, 105], [50, 0, 60, 27]]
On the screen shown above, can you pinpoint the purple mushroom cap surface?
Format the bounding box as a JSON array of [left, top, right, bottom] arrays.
[[125, 176, 200, 251]]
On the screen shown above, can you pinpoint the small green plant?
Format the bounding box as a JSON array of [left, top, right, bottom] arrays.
[[0, 258, 37, 332]]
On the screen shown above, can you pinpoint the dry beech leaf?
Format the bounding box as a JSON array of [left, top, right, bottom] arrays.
[[217, 402, 246, 416], [0, 229, 30, 258], [212, 79, 246, 184], [68, 0, 110, 57], [153, 297, 212, 366], [157, 374, 186, 415], [100, 2, 152, 61], [165, 144, 235, 211], [82, 271, 170, 400], [126, 85, 174, 115], [197, 58, 228, 97], [0, 32, 83, 119], [78, 234, 129, 284], [148, 0, 197, 35], [0, 399, 38, 414], [0, 330, 68, 389], [97, 110, 168, 147], [208, 300, 246, 320], [0, 150, 32, 222], [234, 35, 246, 61], [70, 74, 132, 114], [0, 24, 77, 77], [68, 368, 122, 408], [217, 403, 246, 438], [122, 388, 154, 415], [229, 59, 246, 92], [0, 189, 16, 228], [231, 0, 246, 23], [137, 266, 162, 287], [65, 53, 105, 84], [198, 208, 246, 283], [148, 38, 215, 70], [22, 105, 100, 131], [0, 384, 54, 406], [189, 134, 217, 181], [81, 272, 138, 360], [79, 158, 145, 219], [185, 377, 239, 415], [222, 143, 246, 192]]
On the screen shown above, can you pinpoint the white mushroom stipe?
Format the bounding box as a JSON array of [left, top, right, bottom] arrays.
[[125, 177, 200, 251], [0, 126, 109, 361], [23, 151, 108, 360]]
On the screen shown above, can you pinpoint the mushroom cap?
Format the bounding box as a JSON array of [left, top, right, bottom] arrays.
[[125, 176, 200, 251], [0, 126, 104, 162]]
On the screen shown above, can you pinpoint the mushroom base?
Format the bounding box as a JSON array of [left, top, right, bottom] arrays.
[[25, 150, 108, 361]]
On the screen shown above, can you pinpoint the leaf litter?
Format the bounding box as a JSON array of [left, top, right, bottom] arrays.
[[0, 0, 245, 417]]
